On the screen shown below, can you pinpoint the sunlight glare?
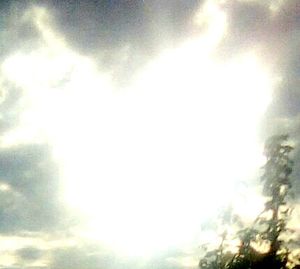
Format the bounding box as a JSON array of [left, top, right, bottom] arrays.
[[0, 6, 273, 256], [59, 48, 272, 255]]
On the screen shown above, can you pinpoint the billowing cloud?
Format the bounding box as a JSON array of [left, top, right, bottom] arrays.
[[217, 0, 300, 119], [210, 0, 300, 192], [40, 0, 200, 53], [0, 0, 299, 268], [33, 0, 202, 85]]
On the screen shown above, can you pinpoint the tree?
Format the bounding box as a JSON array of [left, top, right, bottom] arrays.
[[199, 135, 299, 269]]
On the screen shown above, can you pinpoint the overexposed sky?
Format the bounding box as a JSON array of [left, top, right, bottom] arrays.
[[0, 1, 299, 268]]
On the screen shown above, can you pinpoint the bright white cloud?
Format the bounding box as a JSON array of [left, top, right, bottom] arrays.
[[0, 5, 274, 257]]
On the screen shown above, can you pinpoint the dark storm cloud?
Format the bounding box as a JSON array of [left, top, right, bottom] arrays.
[[0, 144, 64, 233]]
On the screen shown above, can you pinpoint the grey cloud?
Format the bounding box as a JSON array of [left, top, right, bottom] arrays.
[[50, 246, 121, 269], [291, 149, 300, 200], [146, 250, 184, 269], [0, 2, 47, 144], [0, 144, 65, 233], [48, 244, 184, 269], [216, 0, 299, 67], [34, 0, 200, 84], [213, 1, 273, 61], [0, 265, 47, 269], [16, 246, 44, 261], [216, 0, 300, 131], [0, 267, 22, 269], [205, 0, 300, 202], [0, 4, 45, 136], [0, 0, 204, 86], [0, 0, 299, 266], [0, 82, 23, 134], [225, 1, 270, 44], [270, 51, 300, 120], [268, 1, 300, 113], [0, 1, 41, 59], [40, 0, 200, 53]]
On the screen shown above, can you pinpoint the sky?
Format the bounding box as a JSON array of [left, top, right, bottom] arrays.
[[0, 0, 300, 268]]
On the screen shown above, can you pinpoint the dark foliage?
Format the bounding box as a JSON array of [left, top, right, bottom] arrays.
[[199, 135, 300, 269]]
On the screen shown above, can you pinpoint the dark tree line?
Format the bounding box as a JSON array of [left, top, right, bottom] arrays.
[[199, 135, 300, 269]]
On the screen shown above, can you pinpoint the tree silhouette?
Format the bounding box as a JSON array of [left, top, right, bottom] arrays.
[[199, 135, 300, 269]]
